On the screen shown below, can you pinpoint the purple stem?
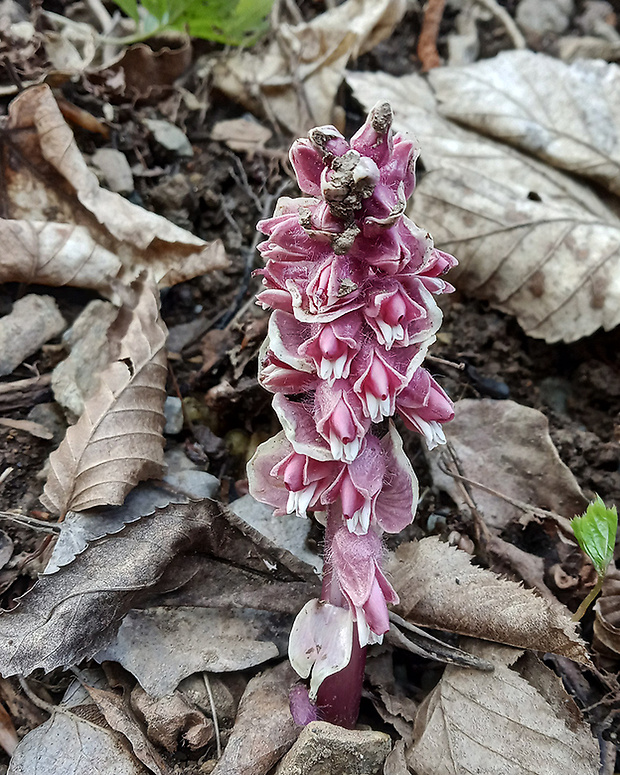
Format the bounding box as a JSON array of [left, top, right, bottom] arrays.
[[315, 507, 367, 728]]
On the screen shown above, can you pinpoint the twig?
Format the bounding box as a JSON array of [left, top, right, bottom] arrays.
[[426, 354, 466, 370], [0, 468, 12, 487], [202, 673, 222, 759], [571, 576, 604, 622], [0, 511, 60, 534], [83, 0, 113, 33], [418, 0, 446, 71], [473, 0, 526, 49], [17, 678, 56, 716]]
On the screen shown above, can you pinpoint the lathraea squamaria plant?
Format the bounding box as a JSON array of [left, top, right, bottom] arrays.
[[247, 102, 456, 727]]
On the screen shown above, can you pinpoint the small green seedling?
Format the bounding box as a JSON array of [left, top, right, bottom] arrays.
[[571, 495, 618, 621], [108, 0, 274, 46]]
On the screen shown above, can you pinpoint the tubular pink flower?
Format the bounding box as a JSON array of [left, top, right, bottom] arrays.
[[247, 102, 457, 728]]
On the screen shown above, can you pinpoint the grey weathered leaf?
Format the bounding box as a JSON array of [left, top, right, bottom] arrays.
[[41, 277, 167, 516], [211, 661, 299, 775], [0, 500, 315, 678], [95, 607, 283, 698], [429, 51, 620, 195], [7, 713, 147, 775], [408, 643, 599, 775], [347, 69, 620, 343]]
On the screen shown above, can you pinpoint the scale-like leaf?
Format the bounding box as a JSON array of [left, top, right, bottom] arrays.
[[41, 277, 167, 516]]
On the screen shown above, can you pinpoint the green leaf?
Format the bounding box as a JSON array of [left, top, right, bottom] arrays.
[[174, 0, 274, 45], [571, 496, 618, 576], [110, 0, 140, 23], [108, 0, 273, 45]]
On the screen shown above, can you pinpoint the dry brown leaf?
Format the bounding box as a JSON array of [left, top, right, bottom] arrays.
[[41, 277, 167, 516], [593, 565, 620, 656], [389, 537, 588, 663], [428, 399, 587, 534], [347, 69, 620, 343], [408, 643, 599, 775], [212, 661, 299, 775], [429, 51, 620, 195], [84, 684, 169, 775], [213, 0, 406, 134], [1, 84, 227, 293], [211, 118, 272, 155]]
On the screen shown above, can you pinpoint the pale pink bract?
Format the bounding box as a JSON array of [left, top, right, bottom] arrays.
[[247, 102, 456, 728]]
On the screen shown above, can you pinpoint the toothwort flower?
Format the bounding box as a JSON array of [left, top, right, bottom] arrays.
[[247, 103, 456, 728]]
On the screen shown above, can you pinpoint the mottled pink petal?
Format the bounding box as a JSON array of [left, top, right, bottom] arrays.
[[330, 527, 382, 607], [288, 599, 353, 700], [315, 381, 370, 463], [272, 393, 333, 461], [290, 139, 324, 196], [374, 422, 418, 533], [247, 432, 295, 516]]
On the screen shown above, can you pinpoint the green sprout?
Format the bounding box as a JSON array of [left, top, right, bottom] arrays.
[[571, 495, 618, 622], [108, 0, 274, 46]]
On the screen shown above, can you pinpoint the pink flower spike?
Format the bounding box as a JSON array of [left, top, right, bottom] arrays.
[[300, 314, 362, 385], [364, 281, 426, 349], [350, 101, 393, 168], [396, 368, 455, 449], [315, 381, 369, 463], [353, 348, 409, 423]]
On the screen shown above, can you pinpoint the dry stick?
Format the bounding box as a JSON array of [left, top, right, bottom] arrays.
[[418, 0, 447, 71], [202, 673, 222, 759], [0, 511, 60, 534], [473, 0, 526, 49]]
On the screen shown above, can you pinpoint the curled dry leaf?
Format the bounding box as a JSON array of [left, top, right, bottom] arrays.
[[211, 661, 299, 775], [389, 537, 589, 663], [593, 565, 620, 657], [347, 69, 620, 343], [428, 399, 587, 534], [429, 51, 620, 196], [408, 643, 599, 775], [1, 84, 227, 293], [213, 0, 406, 134], [0, 500, 315, 678], [7, 712, 147, 775], [83, 684, 169, 775], [41, 277, 167, 516]]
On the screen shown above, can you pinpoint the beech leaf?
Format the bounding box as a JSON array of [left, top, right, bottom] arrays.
[[1, 84, 228, 293], [347, 69, 620, 343], [389, 537, 589, 664], [571, 496, 618, 577], [429, 51, 620, 196], [40, 277, 168, 516], [0, 500, 315, 678], [409, 644, 599, 775], [7, 713, 147, 775], [427, 399, 588, 535]]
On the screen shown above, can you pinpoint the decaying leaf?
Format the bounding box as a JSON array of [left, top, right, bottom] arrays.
[[408, 643, 599, 775], [211, 661, 299, 775], [594, 565, 620, 657], [1, 84, 228, 293], [130, 684, 213, 753], [213, 0, 406, 134], [0, 500, 315, 678], [430, 51, 620, 196], [428, 399, 587, 534], [95, 607, 283, 698], [389, 537, 588, 663], [41, 277, 167, 515], [347, 69, 620, 343], [83, 685, 169, 775], [7, 712, 147, 775]]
